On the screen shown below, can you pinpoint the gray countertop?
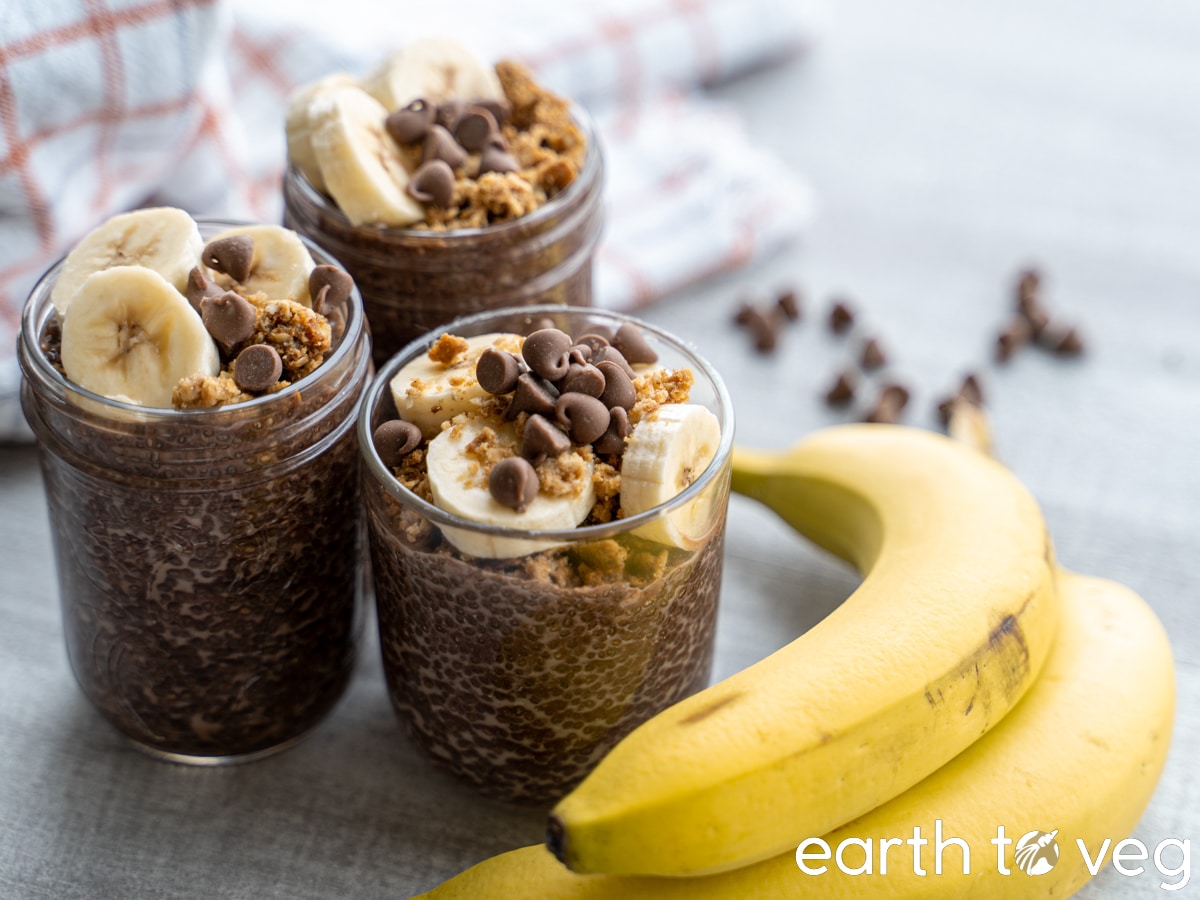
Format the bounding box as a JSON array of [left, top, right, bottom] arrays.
[[2, 1, 1197, 897]]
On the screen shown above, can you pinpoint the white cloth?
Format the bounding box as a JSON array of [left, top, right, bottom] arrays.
[[0, 0, 822, 440]]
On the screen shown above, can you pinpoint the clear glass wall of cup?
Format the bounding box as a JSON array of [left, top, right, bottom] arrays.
[[17, 223, 371, 764], [283, 110, 604, 367], [359, 306, 733, 803]]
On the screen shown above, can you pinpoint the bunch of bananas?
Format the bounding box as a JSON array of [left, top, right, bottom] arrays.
[[415, 424, 1175, 899]]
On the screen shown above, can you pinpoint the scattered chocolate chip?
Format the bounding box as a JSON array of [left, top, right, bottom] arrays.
[[1039, 323, 1085, 357], [1018, 298, 1050, 336], [596, 360, 636, 411], [476, 347, 522, 395], [489, 457, 539, 512], [745, 307, 780, 353], [423, 124, 468, 169], [202, 235, 255, 284], [1016, 267, 1042, 305], [555, 392, 610, 445], [385, 98, 436, 145], [864, 382, 910, 424], [612, 323, 658, 365], [185, 265, 223, 311], [959, 372, 984, 405], [479, 143, 520, 176], [522, 413, 571, 462], [233, 343, 283, 392], [776, 288, 802, 321], [995, 317, 1032, 363], [407, 159, 456, 208], [522, 328, 573, 381], [453, 106, 499, 153], [859, 337, 888, 371], [505, 373, 559, 419], [592, 406, 631, 456], [373, 419, 422, 468], [200, 291, 257, 355], [559, 363, 606, 398], [732, 300, 757, 327], [475, 97, 511, 126], [823, 369, 857, 407], [309, 265, 353, 314], [828, 299, 856, 335]]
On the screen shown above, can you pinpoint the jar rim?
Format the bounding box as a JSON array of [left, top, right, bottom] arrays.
[[285, 104, 603, 243], [18, 217, 366, 421], [357, 304, 735, 544]]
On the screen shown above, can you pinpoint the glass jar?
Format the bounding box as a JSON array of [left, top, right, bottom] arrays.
[[283, 110, 605, 366], [359, 306, 734, 803], [17, 222, 371, 764]]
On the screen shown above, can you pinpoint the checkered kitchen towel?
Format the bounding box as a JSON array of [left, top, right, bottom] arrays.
[[0, 0, 822, 440]]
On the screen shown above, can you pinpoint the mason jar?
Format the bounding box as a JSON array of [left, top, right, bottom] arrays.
[[284, 110, 604, 366], [359, 306, 733, 803], [17, 222, 371, 764]]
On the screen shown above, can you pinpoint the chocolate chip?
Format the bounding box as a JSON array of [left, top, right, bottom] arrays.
[[489, 457, 539, 512], [1016, 267, 1042, 305], [476, 347, 522, 395], [479, 143, 520, 176], [1040, 323, 1085, 357], [860, 337, 887, 371], [555, 393, 610, 445], [505, 373, 559, 419], [612, 323, 658, 365], [559, 363, 606, 398], [823, 369, 856, 407], [407, 160, 456, 208], [233, 343, 283, 392], [592, 406, 631, 456], [435, 98, 467, 131], [423, 124, 467, 170], [959, 372, 984, 406], [573, 333, 611, 358], [864, 382, 910, 424], [733, 301, 757, 327], [373, 419, 422, 468], [309, 265, 353, 314], [200, 291, 257, 355], [579, 324, 614, 343], [475, 97, 511, 126], [776, 288, 802, 321], [385, 98, 436, 145], [828, 299, 856, 335], [596, 360, 636, 412], [567, 344, 592, 365], [596, 345, 635, 378], [522, 328, 573, 381], [745, 307, 779, 353], [185, 265, 223, 311], [522, 413, 571, 462], [995, 317, 1032, 363], [453, 106, 499, 153], [203, 235, 255, 284]]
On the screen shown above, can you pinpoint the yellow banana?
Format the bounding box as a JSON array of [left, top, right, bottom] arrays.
[[547, 424, 1059, 876], [414, 568, 1175, 898]]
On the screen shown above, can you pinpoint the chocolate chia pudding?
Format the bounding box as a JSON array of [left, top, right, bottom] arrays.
[[360, 307, 733, 802], [282, 40, 604, 365], [18, 211, 371, 763]]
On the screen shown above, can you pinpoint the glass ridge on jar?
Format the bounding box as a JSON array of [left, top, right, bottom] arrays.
[[359, 305, 734, 804], [18, 222, 372, 765], [284, 108, 605, 367]]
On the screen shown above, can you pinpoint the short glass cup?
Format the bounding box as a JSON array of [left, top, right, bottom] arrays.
[[283, 109, 605, 367], [17, 222, 372, 764], [359, 305, 733, 803]]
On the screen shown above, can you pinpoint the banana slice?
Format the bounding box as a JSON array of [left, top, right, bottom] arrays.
[[310, 85, 425, 227], [204, 224, 315, 306], [60, 266, 220, 408], [620, 403, 723, 549], [51, 207, 203, 315], [389, 332, 523, 438], [286, 71, 360, 194], [361, 37, 503, 112], [426, 415, 596, 558]]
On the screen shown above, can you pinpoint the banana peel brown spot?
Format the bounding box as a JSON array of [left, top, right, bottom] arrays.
[[678, 692, 742, 726]]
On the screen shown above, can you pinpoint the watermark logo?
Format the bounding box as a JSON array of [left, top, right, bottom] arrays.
[[1013, 829, 1059, 876]]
